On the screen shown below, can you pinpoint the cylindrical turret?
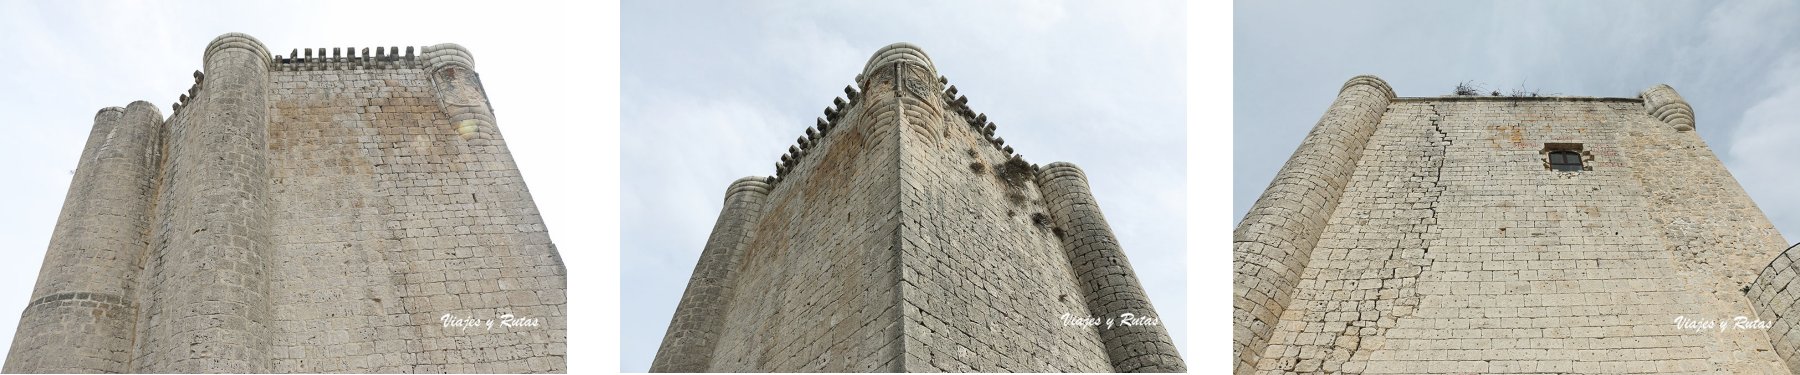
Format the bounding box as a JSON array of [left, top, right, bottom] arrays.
[[4, 102, 162, 373], [859, 42, 934, 134], [1039, 162, 1186, 372], [422, 43, 500, 145], [651, 176, 771, 372], [1233, 75, 1393, 373], [1641, 83, 1695, 131], [134, 32, 273, 373], [1749, 244, 1800, 372]]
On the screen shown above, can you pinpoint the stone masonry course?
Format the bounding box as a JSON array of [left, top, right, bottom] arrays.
[[6, 32, 565, 374], [1236, 75, 1795, 374], [651, 43, 1184, 373]]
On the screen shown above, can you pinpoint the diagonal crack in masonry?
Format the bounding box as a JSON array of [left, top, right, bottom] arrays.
[[1338, 104, 1452, 375], [1407, 103, 1449, 311], [1425, 104, 1449, 236], [1279, 104, 1457, 375]]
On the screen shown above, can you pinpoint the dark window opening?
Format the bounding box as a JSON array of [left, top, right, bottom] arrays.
[[1543, 142, 1589, 172], [1549, 151, 1583, 171]]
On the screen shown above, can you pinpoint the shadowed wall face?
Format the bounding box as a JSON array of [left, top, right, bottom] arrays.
[[263, 61, 565, 373], [649, 177, 768, 372], [703, 61, 908, 372], [889, 61, 1113, 372], [133, 34, 276, 373], [3, 104, 161, 374]]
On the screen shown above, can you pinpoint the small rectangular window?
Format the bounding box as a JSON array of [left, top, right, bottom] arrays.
[[1543, 143, 1589, 172], [1549, 151, 1582, 171]]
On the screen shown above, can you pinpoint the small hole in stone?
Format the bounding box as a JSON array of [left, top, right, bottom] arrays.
[[1031, 213, 1049, 227], [966, 148, 977, 157], [969, 162, 985, 174], [1052, 227, 1065, 239], [1006, 210, 1015, 217]]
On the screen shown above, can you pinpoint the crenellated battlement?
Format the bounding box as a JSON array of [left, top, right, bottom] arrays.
[[271, 45, 430, 71], [169, 70, 203, 115], [765, 46, 1035, 185], [767, 82, 863, 185], [268, 43, 474, 72], [938, 75, 1036, 170]]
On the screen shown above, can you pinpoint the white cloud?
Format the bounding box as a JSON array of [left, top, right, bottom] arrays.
[[1727, 52, 1800, 244]]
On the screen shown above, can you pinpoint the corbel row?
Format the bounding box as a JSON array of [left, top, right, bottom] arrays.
[[941, 76, 1037, 172], [769, 84, 863, 185], [171, 70, 204, 114]]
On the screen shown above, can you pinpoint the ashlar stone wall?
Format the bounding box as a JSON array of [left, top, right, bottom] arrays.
[[1238, 76, 1793, 374], [264, 58, 564, 372], [5, 33, 565, 374], [652, 43, 1184, 373]]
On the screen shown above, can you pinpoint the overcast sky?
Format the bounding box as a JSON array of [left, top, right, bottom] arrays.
[[621, 0, 1185, 371], [0, 0, 604, 366], [1235, 1, 1800, 248]]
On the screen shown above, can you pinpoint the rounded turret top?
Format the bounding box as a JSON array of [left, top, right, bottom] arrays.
[[204, 32, 271, 65], [423, 43, 477, 74], [862, 42, 936, 78], [724, 176, 772, 204], [1340, 75, 1396, 99], [1039, 161, 1089, 183], [1640, 83, 1695, 131], [95, 107, 125, 120], [124, 100, 163, 119]]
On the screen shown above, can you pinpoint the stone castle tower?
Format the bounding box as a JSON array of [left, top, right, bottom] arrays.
[[650, 43, 1184, 372], [1234, 75, 1800, 374], [6, 33, 565, 373]]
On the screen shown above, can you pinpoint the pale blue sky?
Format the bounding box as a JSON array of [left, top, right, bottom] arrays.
[[621, 0, 1187, 372], [1235, 1, 1800, 248]]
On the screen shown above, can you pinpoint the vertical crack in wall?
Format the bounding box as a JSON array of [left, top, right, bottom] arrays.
[[1252, 94, 1793, 374], [1306, 104, 1447, 374]]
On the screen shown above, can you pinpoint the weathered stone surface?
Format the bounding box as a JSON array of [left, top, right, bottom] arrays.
[[1237, 76, 1792, 374], [653, 42, 1182, 373], [5, 32, 564, 374], [1235, 75, 1394, 374], [1750, 244, 1800, 372], [3, 102, 159, 374]]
